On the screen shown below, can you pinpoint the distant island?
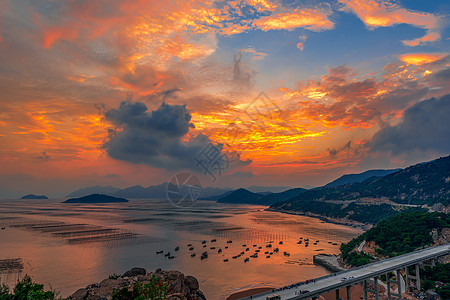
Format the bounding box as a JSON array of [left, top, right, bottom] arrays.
[[21, 194, 48, 199], [63, 193, 128, 204]]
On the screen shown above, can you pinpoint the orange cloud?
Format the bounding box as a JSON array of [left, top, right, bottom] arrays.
[[296, 35, 307, 51], [399, 53, 448, 65], [340, 0, 442, 46], [254, 8, 334, 31], [67, 74, 95, 83]]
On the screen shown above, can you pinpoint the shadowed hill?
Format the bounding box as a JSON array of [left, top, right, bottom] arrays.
[[324, 169, 401, 188], [270, 155, 450, 224]]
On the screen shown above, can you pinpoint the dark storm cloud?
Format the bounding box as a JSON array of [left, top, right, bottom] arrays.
[[432, 67, 450, 80], [327, 141, 351, 157], [103, 101, 250, 171], [369, 94, 450, 155], [31, 151, 50, 161]]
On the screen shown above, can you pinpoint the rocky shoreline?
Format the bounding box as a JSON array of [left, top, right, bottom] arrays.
[[68, 268, 206, 300], [266, 208, 371, 230], [313, 254, 345, 273]]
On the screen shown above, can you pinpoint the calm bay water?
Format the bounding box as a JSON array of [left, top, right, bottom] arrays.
[[0, 198, 362, 299]]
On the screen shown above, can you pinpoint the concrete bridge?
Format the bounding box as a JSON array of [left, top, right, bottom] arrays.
[[242, 243, 450, 300]]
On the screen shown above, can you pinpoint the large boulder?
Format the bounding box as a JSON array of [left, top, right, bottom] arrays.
[[167, 270, 186, 294], [122, 267, 146, 277], [185, 275, 199, 291]]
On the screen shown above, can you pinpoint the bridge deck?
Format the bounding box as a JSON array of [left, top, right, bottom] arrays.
[[244, 243, 450, 300]]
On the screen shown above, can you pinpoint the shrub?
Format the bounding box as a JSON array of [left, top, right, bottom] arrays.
[[112, 275, 167, 300], [0, 275, 56, 300]]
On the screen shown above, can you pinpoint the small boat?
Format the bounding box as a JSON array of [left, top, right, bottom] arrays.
[[332, 243, 338, 245], [223, 259, 229, 262], [313, 243, 317, 245], [174, 246, 179, 251], [203, 245, 207, 248], [273, 248, 279, 253], [210, 247, 216, 250], [245, 248, 249, 252], [255, 250, 260, 253], [1, 227, 5, 230], [269, 252, 273, 255], [225, 246, 228, 249], [279, 241, 283, 245], [232, 256, 237, 259], [258, 246, 262, 249], [244, 258, 249, 263], [305, 244, 309, 247], [242, 244, 247, 247], [187, 244, 192, 246], [250, 254, 258, 258], [266, 255, 270, 258], [191, 253, 196, 257], [264, 251, 269, 254], [266, 244, 272, 248], [164, 252, 171, 257], [156, 250, 163, 254], [253, 244, 257, 247], [284, 252, 290, 256], [227, 240, 233, 243], [201, 252, 208, 259], [297, 241, 302, 244], [202, 240, 207, 244], [218, 249, 222, 253], [189, 247, 194, 251], [168, 256, 175, 259], [211, 239, 217, 242]]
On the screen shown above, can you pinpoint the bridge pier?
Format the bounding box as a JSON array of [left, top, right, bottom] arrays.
[[374, 276, 379, 300], [405, 264, 421, 291], [346, 285, 351, 300], [396, 269, 402, 300], [336, 288, 339, 300], [387, 272, 391, 300], [363, 278, 380, 300], [363, 280, 368, 300], [416, 264, 421, 290], [431, 258, 436, 267]]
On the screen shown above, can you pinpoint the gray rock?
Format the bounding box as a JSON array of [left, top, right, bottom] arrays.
[[167, 271, 185, 294], [196, 290, 207, 300], [185, 276, 199, 291], [69, 288, 88, 299], [122, 267, 146, 277]]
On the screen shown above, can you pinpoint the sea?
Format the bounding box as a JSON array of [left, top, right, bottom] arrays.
[[0, 198, 363, 299]]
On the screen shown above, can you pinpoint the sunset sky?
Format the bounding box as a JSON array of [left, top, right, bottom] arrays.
[[0, 0, 449, 197]]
